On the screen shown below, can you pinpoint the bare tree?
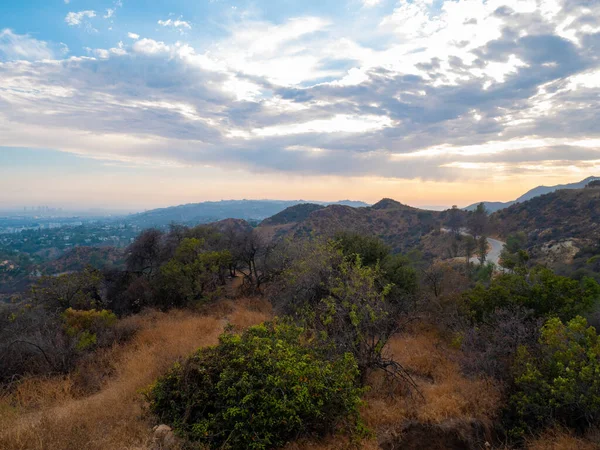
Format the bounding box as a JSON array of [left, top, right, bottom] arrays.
[[125, 229, 164, 279]]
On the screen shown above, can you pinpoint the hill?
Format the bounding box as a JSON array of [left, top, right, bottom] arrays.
[[260, 198, 446, 254], [492, 186, 600, 244], [465, 176, 599, 212], [260, 203, 325, 227], [123, 199, 368, 228]]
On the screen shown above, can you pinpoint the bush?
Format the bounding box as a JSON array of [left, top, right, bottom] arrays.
[[508, 316, 600, 438], [62, 308, 118, 351], [465, 267, 600, 323], [145, 321, 365, 449]]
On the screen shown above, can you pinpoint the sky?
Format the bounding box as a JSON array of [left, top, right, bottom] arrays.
[[0, 0, 599, 211]]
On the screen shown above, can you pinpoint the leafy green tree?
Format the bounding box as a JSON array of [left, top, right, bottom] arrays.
[[381, 253, 418, 309], [145, 321, 365, 449], [335, 232, 390, 266], [477, 235, 488, 265], [465, 267, 600, 323], [509, 316, 600, 437], [157, 238, 232, 307], [446, 205, 464, 238], [467, 203, 488, 239], [271, 241, 413, 382], [463, 235, 476, 269], [32, 268, 103, 311]]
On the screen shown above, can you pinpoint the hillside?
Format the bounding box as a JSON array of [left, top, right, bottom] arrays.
[[493, 186, 600, 244], [124, 199, 368, 228], [261, 198, 446, 253], [465, 176, 599, 212]]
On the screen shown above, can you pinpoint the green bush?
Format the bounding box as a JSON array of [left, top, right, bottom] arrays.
[[465, 266, 600, 323], [145, 321, 365, 449], [509, 316, 600, 438], [62, 308, 117, 350]]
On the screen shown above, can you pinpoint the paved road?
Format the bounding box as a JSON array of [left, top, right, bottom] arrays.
[[441, 228, 506, 266], [484, 237, 505, 266]]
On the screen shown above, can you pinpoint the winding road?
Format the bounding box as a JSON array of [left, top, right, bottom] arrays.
[[441, 228, 506, 266]]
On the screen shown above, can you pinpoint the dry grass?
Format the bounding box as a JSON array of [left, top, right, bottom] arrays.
[[0, 300, 271, 450], [526, 428, 600, 450], [283, 324, 503, 450], [361, 328, 501, 434], [7, 302, 589, 450]]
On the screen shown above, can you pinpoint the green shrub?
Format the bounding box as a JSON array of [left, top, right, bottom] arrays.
[[62, 308, 117, 350], [509, 316, 600, 438], [465, 267, 600, 323], [145, 321, 365, 449]]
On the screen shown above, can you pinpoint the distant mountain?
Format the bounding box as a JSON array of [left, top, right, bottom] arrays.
[[124, 199, 369, 228], [465, 176, 599, 212], [493, 185, 600, 243], [260, 203, 325, 227], [259, 198, 449, 254]]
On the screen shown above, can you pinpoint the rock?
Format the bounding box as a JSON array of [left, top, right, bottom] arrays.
[[152, 424, 178, 449]]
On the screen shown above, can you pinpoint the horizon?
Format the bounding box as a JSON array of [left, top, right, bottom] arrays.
[[0, 173, 598, 214], [1, 0, 599, 209]]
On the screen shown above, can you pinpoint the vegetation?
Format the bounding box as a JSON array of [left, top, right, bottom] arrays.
[[2, 195, 600, 450], [146, 321, 365, 449], [509, 316, 600, 438], [464, 266, 600, 323]]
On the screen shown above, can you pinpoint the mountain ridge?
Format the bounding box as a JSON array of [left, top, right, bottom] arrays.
[[465, 176, 599, 212]]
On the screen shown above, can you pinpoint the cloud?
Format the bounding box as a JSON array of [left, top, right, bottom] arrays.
[[158, 18, 192, 30], [65, 10, 96, 26], [362, 0, 382, 7], [2, 0, 600, 184], [0, 29, 54, 61], [132, 38, 170, 54], [104, 9, 115, 19]]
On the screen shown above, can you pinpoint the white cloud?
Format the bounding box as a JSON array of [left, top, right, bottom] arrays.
[[127, 32, 140, 40], [132, 38, 170, 54], [158, 19, 192, 30], [104, 8, 115, 19], [65, 10, 96, 26], [0, 29, 54, 61], [362, 0, 382, 7], [251, 114, 393, 137]]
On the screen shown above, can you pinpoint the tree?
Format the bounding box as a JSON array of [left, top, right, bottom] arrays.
[[233, 229, 285, 294], [465, 266, 600, 323], [125, 229, 164, 279], [477, 235, 488, 265], [32, 268, 103, 311], [157, 238, 232, 308], [446, 205, 464, 238], [270, 240, 415, 384], [509, 316, 600, 438], [335, 232, 390, 266], [467, 203, 488, 239], [463, 235, 476, 268]]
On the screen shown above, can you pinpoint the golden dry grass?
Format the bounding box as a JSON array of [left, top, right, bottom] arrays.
[[0, 300, 271, 450], [285, 324, 503, 450], [4, 302, 591, 450], [526, 428, 600, 450], [361, 328, 501, 434]]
